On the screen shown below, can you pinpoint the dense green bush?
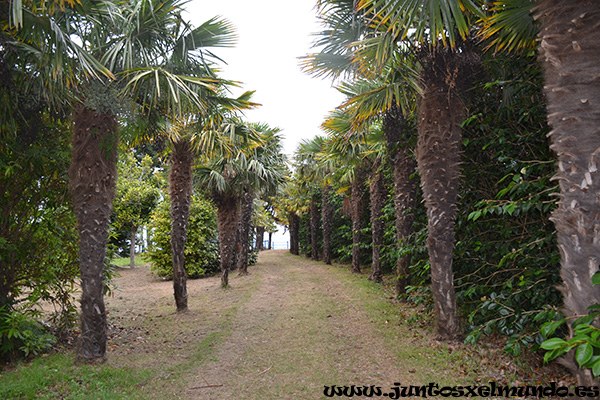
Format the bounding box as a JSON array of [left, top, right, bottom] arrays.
[[0, 111, 81, 362], [456, 55, 561, 354], [145, 195, 220, 279], [0, 306, 56, 359]]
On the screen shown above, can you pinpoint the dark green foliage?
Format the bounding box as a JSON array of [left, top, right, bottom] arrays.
[[540, 273, 600, 376], [0, 306, 56, 360], [247, 246, 259, 266], [456, 54, 561, 353], [110, 153, 160, 250], [109, 152, 160, 263], [146, 195, 220, 279], [298, 212, 310, 256], [0, 112, 80, 361]]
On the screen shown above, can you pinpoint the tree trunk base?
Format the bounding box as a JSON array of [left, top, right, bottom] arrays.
[[221, 269, 230, 288]]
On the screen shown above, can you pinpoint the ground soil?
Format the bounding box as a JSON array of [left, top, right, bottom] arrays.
[[101, 250, 571, 399]]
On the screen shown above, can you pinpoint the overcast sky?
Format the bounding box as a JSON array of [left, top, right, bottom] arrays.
[[185, 0, 346, 158]]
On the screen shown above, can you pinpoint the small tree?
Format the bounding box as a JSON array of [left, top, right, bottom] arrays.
[[112, 154, 160, 268]]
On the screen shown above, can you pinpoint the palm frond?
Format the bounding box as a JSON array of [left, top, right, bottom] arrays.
[[172, 16, 237, 64], [121, 66, 218, 116], [357, 0, 483, 48], [478, 0, 537, 54]]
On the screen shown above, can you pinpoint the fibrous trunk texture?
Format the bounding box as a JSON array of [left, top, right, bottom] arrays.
[[351, 169, 365, 273], [255, 226, 265, 251], [236, 189, 254, 275], [169, 140, 193, 312], [322, 185, 334, 265], [130, 227, 137, 269], [536, 1, 600, 387], [289, 212, 300, 255], [70, 105, 118, 363], [305, 216, 311, 258], [369, 157, 386, 283], [217, 194, 240, 287], [310, 195, 320, 261], [384, 107, 417, 296], [416, 48, 468, 341]]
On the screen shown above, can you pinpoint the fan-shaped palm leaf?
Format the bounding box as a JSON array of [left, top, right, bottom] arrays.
[[478, 0, 537, 53]]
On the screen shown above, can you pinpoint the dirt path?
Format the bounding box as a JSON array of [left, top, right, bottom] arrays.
[[183, 251, 421, 399], [103, 251, 489, 399]]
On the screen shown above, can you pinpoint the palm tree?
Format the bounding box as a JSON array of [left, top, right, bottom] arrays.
[[384, 104, 418, 295], [236, 186, 255, 269], [326, 105, 389, 282], [289, 211, 301, 255], [168, 136, 194, 310], [69, 0, 190, 362], [276, 182, 307, 256], [294, 136, 330, 262], [197, 121, 286, 287], [304, 0, 421, 292], [537, 4, 600, 386], [338, 67, 420, 292], [123, 11, 255, 311], [300, 0, 366, 80], [322, 110, 369, 273], [366, 135, 387, 283], [480, 0, 600, 387], [1, 0, 113, 314], [356, 0, 482, 340], [302, 0, 376, 270], [161, 92, 257, 306], [235, 123, 287, 275]]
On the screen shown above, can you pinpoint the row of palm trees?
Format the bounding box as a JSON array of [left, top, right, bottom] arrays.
[[3, 0, 286, 363], [288, 0, 599, 387]]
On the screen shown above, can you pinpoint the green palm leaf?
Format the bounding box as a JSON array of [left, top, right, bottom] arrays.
[[479, 0, 537, 53]]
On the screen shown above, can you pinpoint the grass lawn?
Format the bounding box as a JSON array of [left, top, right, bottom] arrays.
[[111, 255, 146, 268]]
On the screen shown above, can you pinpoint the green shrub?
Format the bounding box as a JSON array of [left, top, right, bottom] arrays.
[[1, 114, 80, 358], [145, 195, 220, 279], [0, 306, 56, 361]]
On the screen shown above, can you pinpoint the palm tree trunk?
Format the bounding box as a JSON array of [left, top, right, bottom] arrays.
[[351, 168, 365, 273], [322, 185, 334, 265], [310, 194, 320, 261], [384, 107, 417, 296], [169, 139, 193, 312], [237, 188, 254, 275], [129, 227, 136, 269], [369, 157, 385, 283], [70, 104, 118, 363], [255, 226, 265, 251], [217, 194, 240, 287], [536, 1, 600, 387], [304, 216, 311, 258], [416, 48, 466, 340], [289, 212, 300, 255]]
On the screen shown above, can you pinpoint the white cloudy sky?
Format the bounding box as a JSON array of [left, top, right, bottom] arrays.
[[184, 0, 346, 158]]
